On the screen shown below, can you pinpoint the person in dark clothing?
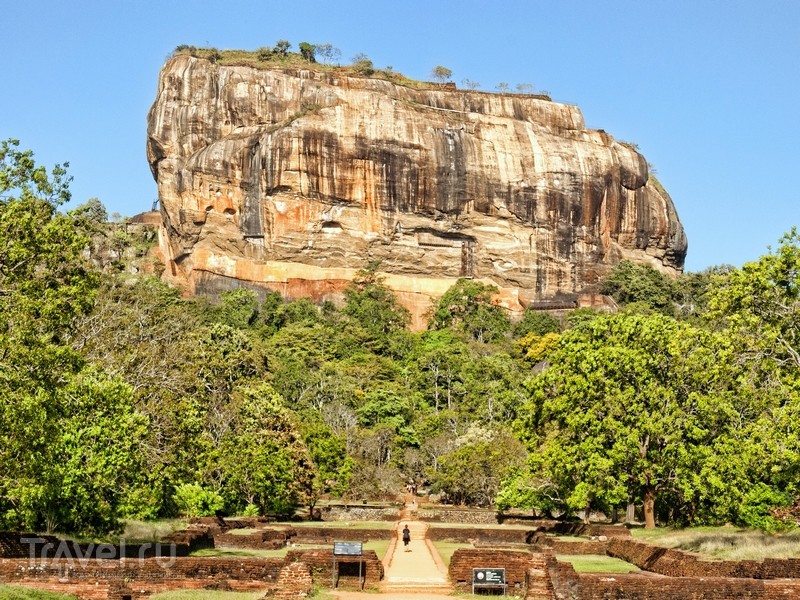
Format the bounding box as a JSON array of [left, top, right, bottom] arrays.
[[402, 524, 411, 551]]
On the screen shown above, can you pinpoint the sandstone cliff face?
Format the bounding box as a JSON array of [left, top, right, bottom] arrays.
[[147, 55, 687, 325]]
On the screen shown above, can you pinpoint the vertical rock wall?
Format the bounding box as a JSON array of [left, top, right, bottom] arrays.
[[147, 55, 687, 322]]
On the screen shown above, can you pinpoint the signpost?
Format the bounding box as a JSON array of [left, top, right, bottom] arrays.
[[332, 541, 364, 589], [472, 567, 507, 595]]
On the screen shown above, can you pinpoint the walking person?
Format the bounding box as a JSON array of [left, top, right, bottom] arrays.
[[402, 524, 411, 551]]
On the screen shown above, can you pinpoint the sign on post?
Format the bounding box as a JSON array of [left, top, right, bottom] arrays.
[[472, 567, 507, 595], [332, 541, 364, 589], [333, 542, 363, 556]]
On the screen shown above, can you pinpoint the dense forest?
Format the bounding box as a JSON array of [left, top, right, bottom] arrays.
[[2, 139, 799, 537]]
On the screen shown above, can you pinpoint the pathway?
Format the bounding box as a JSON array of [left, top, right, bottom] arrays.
[[332, 494, 453, 599]]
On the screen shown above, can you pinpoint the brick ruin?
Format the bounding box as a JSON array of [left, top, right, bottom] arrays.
[[3, 517, 800, 599]]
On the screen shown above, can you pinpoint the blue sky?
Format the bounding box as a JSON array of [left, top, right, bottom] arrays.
[[3, 0, 799, 272]]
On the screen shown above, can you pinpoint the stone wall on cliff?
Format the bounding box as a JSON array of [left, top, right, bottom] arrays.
[[147, 55, 687, 323]]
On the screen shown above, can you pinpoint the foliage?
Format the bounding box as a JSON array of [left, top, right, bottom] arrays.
[[216, 384, 316, 516], [314, 43, 341, 65], [298, 42, 316, 62], [342, 264, 411, 350], [431, 65, 453, 84], [429, 279, 510, 343], [351, 53, 375, 76], [513, 309, 561, 338], [513, 312, 740, 527], [600, 260, 676, 314], [172, 483, 224, 518], [429, 427, 525, 506], [274, 39, 291, 56]]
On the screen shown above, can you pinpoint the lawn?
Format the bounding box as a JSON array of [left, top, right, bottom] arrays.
[[630, 526, 800, 560], [150, 590, 335, 600], [150, 592, 265, 600], [193, 540, 391, 560], [0, 585, 79, 599], [555, 554, 640, 573], [426, 522, 533, 530], [431, 541, 473, 566], [280, 520, 395, 529]]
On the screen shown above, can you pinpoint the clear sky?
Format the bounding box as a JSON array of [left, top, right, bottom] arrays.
[[3, 0, 799, 272]]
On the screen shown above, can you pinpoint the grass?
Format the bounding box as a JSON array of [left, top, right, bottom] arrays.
[[192, 540, 391, 560], [192, 547, 293, 558], [224, 528, 261, 536], [426, 522, 532, 530], [432, 541, 473, 567], [280, 520, 394, 529], [630, 526, 800, 560], [119, 518, 188, 542], [150, 592, 266, 600], [0, 586, 79, 599], [555, 555, 640, 573]]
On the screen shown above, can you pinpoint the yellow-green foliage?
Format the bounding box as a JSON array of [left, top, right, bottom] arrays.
[[515, 331, 561, 362]]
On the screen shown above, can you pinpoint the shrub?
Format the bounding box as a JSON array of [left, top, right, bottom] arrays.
[[173, 484, 224, 518]]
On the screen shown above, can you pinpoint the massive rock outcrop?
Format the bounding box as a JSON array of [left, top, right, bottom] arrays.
[[147, 55, 687, 326]]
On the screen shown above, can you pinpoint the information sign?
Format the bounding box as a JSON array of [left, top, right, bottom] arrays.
[[333, 541, 363, 556]]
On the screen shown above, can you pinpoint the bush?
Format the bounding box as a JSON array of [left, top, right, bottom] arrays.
[[173, 484, 224, 518]]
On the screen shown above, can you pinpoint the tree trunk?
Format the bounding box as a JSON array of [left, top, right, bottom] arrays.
[[643, 487, 656, 529], [626, 502, 635, 523], [611, 506, 619, 524]]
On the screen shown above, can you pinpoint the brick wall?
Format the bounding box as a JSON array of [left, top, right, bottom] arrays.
[[215, 527, 295, 550], [575, 573, 800, 600], [428, 526, 534, 544], [273, 561, 313, 598], [607, 538, 800, 579], [419, 508, 500, 524], [0, 556, 285, 599], [449, 548, 534, 595], [285, 549, 383, 590], [318, 505, 400, 521], [290, 526, 392, 544], [532, 539, 609, 555]]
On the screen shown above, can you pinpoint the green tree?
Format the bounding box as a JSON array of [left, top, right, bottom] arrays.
[[217, 384, 316, 516], [69, 197, 108, 225], [215, 288, 260, 329], [274, 39, 291, 56], [430, 427, 525, 506], [430, 279, 510, 343], [351, 53, 375, 76], [298, 41, 316, 62], [515, 312, 738, 527], [600, 260, 676, 314], [431, 65, 453, 85], [513, 309, 561, 338], [0, 141, 109, 534], [342, 264, 411, 350]]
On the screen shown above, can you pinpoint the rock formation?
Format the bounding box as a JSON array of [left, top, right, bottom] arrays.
[[147, 54, 687, 326]]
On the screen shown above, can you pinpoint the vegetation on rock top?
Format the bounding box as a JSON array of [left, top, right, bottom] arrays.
[[171, 42, 551, 99]]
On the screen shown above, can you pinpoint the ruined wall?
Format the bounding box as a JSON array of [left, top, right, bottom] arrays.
[[449, 547, 535, 595], [607, 538, 800, 579]]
